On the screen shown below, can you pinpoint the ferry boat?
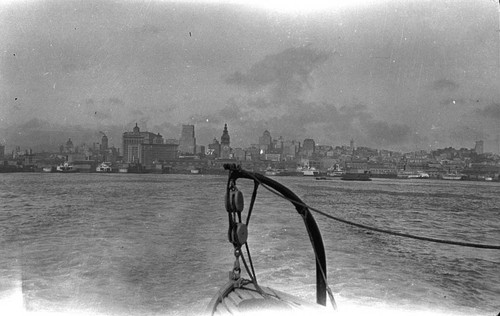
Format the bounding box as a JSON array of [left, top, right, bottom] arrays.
[[264, 167, 282, 176], [441, 172, 464, 180], [299, 167, 319, 177], [341, 168, 371, 181], [42, 166, 55, 173], [398, 171, 429, 179], [326, 164, 345, 177], [96, 162, 112, 173], [207, 164, 333, 315], [56, 162, 78, 173]]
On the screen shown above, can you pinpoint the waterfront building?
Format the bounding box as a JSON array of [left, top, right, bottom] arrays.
[[195, 145, 205, 157], [302, 139, 315, 157], [265, 153, 281, 162], [122, 123, 178, 168], [208, 138, 221, 158], [220, 124, 231, 159], [178, 124, 196, 155], [233, 148, 246, 161], [246, 145, 260, 161], [272, 136, 284, 154], [0, 144, 4, 161], [282, 140, 300, 160]]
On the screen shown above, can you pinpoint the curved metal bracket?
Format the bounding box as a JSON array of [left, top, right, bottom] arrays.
[[223, 164, 327, 306]]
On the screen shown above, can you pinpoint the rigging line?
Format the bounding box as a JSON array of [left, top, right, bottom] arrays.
[[244, 242, 258, 286], [242, 172, 500, 250], [240, 250, 265, 295]]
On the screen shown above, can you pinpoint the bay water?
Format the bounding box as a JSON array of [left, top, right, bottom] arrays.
[[1, 173, 499, 315]]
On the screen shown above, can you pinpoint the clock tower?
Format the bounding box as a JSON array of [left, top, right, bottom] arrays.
[[220, 124, 231, 159]]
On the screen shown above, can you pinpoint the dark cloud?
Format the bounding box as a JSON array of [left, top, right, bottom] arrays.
[[475, 103, 500, 120], [225, 46, 330, 102], [1, 1, 498, 153], [449, 125, 488, 143], [430, 79, 459, 91], [205, 98, 412, 148], [365, 121, 411, 145]]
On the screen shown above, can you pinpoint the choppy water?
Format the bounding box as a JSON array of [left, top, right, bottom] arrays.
[[0, 173, 499, 316]]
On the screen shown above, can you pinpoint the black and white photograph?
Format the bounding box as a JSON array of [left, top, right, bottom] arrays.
[[1, 0, 499, 315]]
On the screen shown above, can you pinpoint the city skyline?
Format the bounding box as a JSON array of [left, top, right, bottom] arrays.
[[3, 121, 497, 158], [1, 0, 500, 153]]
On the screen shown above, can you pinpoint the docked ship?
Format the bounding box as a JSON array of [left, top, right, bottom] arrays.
[[341, 168, 371, 181], [96, 162, 112, 173], [56, 162, 78, 173], [397, 171, 429, 179], [298, 166, 320, 176], [441, 172, 464, 180], [326, 164, 345, 177], [42, 166, 55, 173], [341, 171, 371, 181]]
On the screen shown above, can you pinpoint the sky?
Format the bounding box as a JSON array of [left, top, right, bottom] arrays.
[[1, 0, 500, 153]]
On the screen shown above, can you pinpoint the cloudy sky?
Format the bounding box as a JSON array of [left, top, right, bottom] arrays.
[[1, 0, 500, 152]]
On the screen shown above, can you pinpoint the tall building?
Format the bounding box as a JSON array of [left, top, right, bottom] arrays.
[[474, 140, 484, 154], [178, 124, 196, 155], [0, 144, 4, 161], [259, 130, 272, 153], [220, 124, 231, 159], [100, 133, 108, 151], [122, 123, 177, 167], [282, 140, 299, 159], [65, 138, 74, 153], [302, 138, 315, 157]]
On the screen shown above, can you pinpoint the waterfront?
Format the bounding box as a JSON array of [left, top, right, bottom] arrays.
[[0, 173, 499, 315]]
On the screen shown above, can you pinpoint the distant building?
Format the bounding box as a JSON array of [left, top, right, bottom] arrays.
[[100, 134, 108, 151], [302, 139, 315, 157], [122, 123, 178, 167], [220, 124, 231, 159], [195, 145, 205, 157], [65, 138, 74, 153], [0, 144, 4, 161], [233, 148, 246, 161], [272, 136, 284, 154], [282, 140, 300, 159], [178, 124, 196, 155], [474, 140, 484, 155], [259, 130, 272, 153], [208, 138, 221, 158]]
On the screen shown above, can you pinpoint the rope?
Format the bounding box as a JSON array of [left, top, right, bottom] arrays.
[[249, 174, 500, 250]]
